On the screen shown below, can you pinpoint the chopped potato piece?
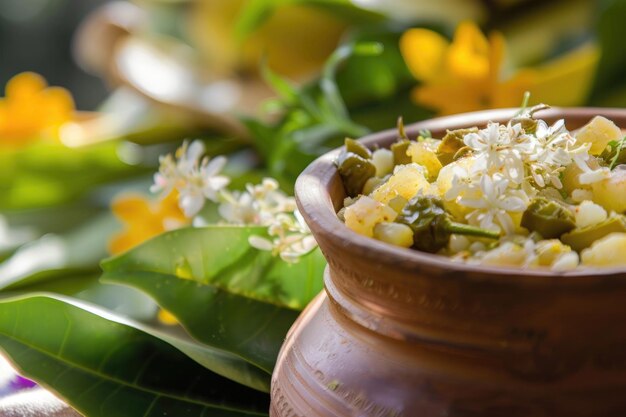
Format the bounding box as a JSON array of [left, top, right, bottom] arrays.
[[371, 148, 394, 177], [407, 141, 442, 180], [575, 116, 622, 155], [574, 200, 607, 228], [581, 233, 626, 266], [362, 176, 385, 195], [535, 240, 572, 266], [371, 164, 431, 204], [373, 222, 414, 248], [592, 166, 626, 213], [479, 242, 529, 266], [344, 196, 397, 237]]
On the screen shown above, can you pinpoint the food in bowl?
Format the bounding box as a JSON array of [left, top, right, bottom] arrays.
[[336, 105, 626, 270]]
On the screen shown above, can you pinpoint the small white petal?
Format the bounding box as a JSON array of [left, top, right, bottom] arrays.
[[202, 155, 228, 177], [249, 235, 274, 251], [179, 192, 205, 217], [187, 140, 206, 162]]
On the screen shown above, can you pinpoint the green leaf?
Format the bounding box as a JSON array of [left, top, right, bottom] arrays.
[[0, 294, 269, 417], [260, 59, 299, 104], [0, 213, 117, 292], [101, 226, 325, 309], [101, 270, 298, 375], [1, 266, 271, 392], [320, 41, 383, 121], [0, 141, 148, 211], [101, 226, 326, 373]]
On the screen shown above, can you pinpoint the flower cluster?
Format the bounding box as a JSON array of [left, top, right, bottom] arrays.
[[151, 140, 230, 217], [149, 140, 317, 263], [0, 72, 75, 147], [444, 116, 607, 234], [399, 21, 599, 115]]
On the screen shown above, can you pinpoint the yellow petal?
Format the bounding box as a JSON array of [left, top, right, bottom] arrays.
[[527, 42, 600, 107], [488, 31, 506, 85], [111, 194, 153, 222], [446, 21, 490, 81], [400, 28, 449, 83], [108, 232, 139, 255], [6, 72, 46, 102], [39, 87, 75, 127], [157, 191, 186, 222]]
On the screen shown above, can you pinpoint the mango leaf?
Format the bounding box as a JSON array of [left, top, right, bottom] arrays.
[[0, 141, 148, 211], [101, 226, 325, 309], [0, 294, 270, 417], [0, 214, 161, 323], [102, 270, 297, 375], [1, 267, 270, 392], [101, 226, 326, 373]]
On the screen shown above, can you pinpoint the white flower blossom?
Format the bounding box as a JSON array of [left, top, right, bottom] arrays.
[[219, 178, 297, 225], [151, 140, 230, 217], [218, 177, 316, 263], [248, 210, 317, 263], [460, 174, 528, 234]]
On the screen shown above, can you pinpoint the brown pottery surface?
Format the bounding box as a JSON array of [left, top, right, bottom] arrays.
[[271, 108, 626, 417]]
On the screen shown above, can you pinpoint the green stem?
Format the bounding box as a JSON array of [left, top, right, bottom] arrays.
[[445, 221, 500, 239]]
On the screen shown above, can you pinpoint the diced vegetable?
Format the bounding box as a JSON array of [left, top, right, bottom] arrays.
[[407, 141, 442, 181], [575, 116, 622, 155], [574, 200, 607, 228], [344, 196, 397, 237], [581, 233, 626, 266], [373, 222, 414, 248], [370, 164, 431, 204], [561, 215, 626, 252], [592, 166, 626, 213], [371, 148, 394, 177], [520, 197, 576, 238]]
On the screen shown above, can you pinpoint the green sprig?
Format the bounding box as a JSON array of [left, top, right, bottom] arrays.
[[609, 135, 626, 169]]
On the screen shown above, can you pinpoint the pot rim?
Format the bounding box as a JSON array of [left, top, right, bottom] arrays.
[[295, 107, 626, 286]]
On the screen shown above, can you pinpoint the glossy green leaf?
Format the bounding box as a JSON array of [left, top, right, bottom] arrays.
[[102, 270, 298, 375], [101, 226, 325, 309], [0, 295, 270, 417], [101, 226, 326, 373], [1, 266, 271, 392]]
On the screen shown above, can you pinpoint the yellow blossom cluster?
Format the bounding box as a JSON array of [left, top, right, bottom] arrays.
[[400, 21, 599, 115], [0, 72, 74, 147]]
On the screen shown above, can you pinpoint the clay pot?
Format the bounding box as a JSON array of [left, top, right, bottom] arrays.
[[271, 108, 626, 417]]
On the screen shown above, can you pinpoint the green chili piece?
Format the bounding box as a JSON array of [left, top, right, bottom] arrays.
[[344, 138, 371, 159], [520, 197, 576, 238], [397, 196, 500, 253], [561, 215, 626, 252], [336, 152, 376, 197], [436, 128, 477, 166], [391, 140, 411, 165]]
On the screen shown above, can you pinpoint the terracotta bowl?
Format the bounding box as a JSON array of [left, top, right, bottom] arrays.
[[271, 108, 626, 417]]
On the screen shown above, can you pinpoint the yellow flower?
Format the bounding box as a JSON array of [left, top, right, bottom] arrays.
[[0, 72, 75, 147], [400, 22, 599, 115], [109, 191, 189, 255]]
